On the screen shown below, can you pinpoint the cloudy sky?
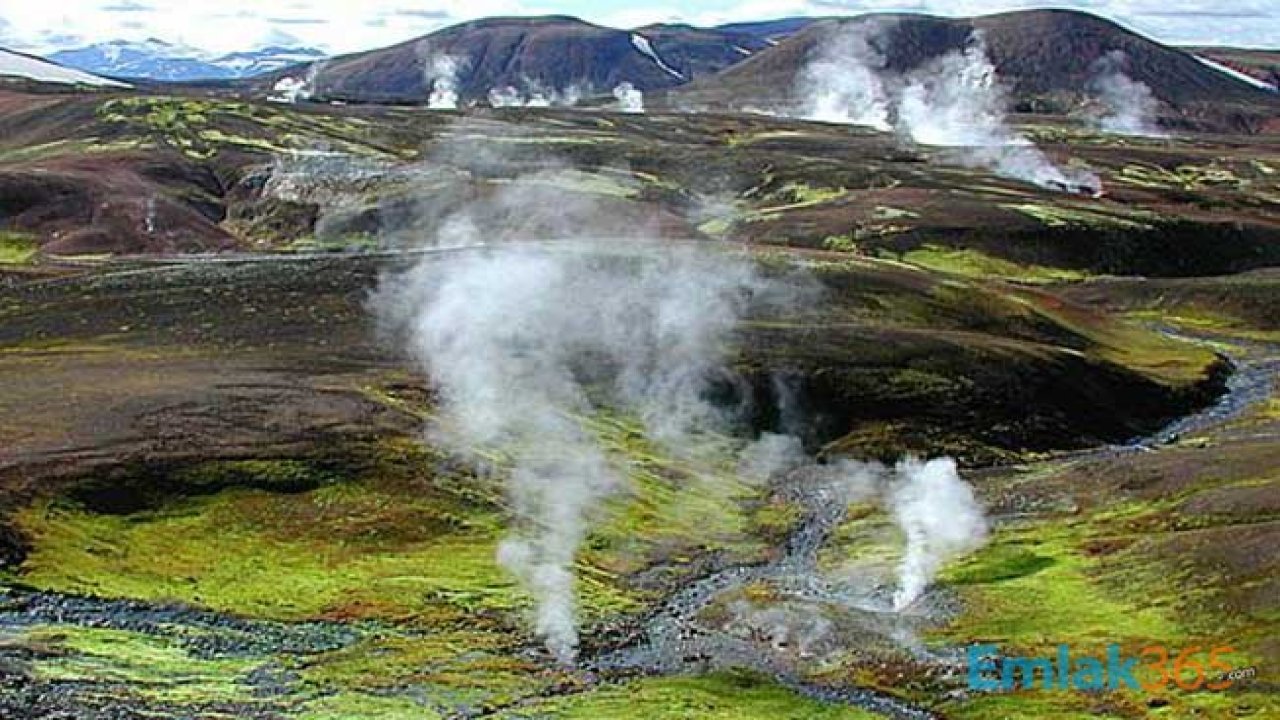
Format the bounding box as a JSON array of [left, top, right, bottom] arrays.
[[0, 0, 1275, 56]]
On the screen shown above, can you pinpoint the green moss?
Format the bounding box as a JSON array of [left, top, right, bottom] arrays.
[[499, 671, 882, 719], [15, 472, 634, 623], [822, 234, 859, 253], [0, 231, 38, 264], [1007, 287, 1219, 387], [13, 418, 772, 628], [944, 691, 1134, 719], [174, 459, 340, 492], [297, 692, 441, 720], [750, 499, 805, 544], [285, 233, 381, 254], [1115, 163, 1243, 192], [1003, 203, 1155, 231], [901, 245, 1087, 284], [299, 630, 555, 711], [516, 169, 639, 198], [28, 625, 260, 705], [584, 415, 766, 576], [934, 521, 1182, 655]]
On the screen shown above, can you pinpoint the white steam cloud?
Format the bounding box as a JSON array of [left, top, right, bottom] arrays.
[[888, 457, 988, 610], [1088, 50, 1166, 137], [792, 27, 1100, 193], [487, 81, 580, 108], [420, 48, 463, 109], [390, 245, 758, 662], [897, 36, 1100, 193], [799, 23, 891, 131], [612, 82, 645, 113], [374, 122, 990, 664], [269, 60, 326, 104], [376, 148, 764, 661]]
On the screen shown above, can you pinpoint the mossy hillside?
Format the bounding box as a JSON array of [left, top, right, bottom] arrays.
[[14, 411, 776, 623], [24, 625, 264, 706], [582, 414, 768, 577], [14, 459, 641, 623], [0, 231, 37, 264], [934, 498, 1278, 718], [9, 424, 810, 716], [899, 245, 1088, 284], [95, 97, 414, 161], [297, 627, 565, 712], [1003, 285, 1221, 388], [297, 693, 440, 720], [497, 671, 882, 719]]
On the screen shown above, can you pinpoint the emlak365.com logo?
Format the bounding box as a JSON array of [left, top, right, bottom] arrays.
[[967, 643, 1256, 692]]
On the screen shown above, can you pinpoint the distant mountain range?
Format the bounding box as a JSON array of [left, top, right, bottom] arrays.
[[236, 10, 1273, 133], [675, 12, 1273, 110], [46, 39, 325, 81], [260, 16, 777, 104], [6, 11, 1277, 134]]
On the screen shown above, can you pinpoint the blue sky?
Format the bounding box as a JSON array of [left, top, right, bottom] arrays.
[[0, 0, 1275, 55]]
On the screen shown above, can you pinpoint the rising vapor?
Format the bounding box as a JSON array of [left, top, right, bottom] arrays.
[[613, 82, 645, 113], [888, 457, 988, 610], [897, 35, 1100, 193], [374, 139, 765, 660], [418, 45, 463, 109], [1088, 50, 1166, 137], [800, 21, 891, 131]]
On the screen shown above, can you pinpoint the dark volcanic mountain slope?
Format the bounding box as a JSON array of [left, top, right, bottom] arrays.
[[674, 10, 1278, 129], [286, 16, 767, 104]]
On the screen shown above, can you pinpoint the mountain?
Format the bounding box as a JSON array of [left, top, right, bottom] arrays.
[[48, 40, 325, 81], [264, 16, 773, 104], [713, 17, 821, 42], [672, 10, 1279, 130], [209, 46, 328, 78], [0, 48, 129, 87]]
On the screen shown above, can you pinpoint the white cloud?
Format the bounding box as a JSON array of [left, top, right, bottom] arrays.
[[0, 0, 1274, 56], [0, 0, 517, 54]]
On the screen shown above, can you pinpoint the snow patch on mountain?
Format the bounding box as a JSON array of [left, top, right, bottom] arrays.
[[630, 33, 684, 80], [0, 48, 130, 87], [47, 39, 325, 81], [1194, 55, 1277, 92]]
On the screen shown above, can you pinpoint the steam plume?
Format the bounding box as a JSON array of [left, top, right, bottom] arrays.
[[800, 22, 891, 131], [612, 82, 645, 113], [1088, 50, 1165, 137], [888, 457, 987, 610], [897, 35, 1099, 193], [487, 81, 577, 108], [419, 47, 463, 109], [269, 60, 327, 104], [376, 145, 765, 661]]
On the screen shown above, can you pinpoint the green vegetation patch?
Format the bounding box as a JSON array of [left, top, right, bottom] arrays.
[[1003, 203, 1156, 231], [0, 231, 38, 264], [27, 625, 262, 706], [499, 671, 881, 719], [901, 245, 1087, 284], [933, 520, 1181, 655], [297, 693, 441, 720]]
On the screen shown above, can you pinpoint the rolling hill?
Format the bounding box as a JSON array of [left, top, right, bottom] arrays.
[[670, 10, 1279, 131], [269, 16, 772, 104]]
